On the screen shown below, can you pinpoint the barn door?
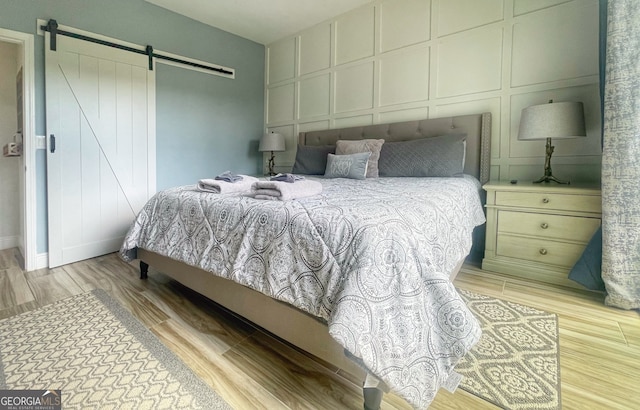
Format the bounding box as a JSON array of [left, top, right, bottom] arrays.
[[45, 30, 155, 268]]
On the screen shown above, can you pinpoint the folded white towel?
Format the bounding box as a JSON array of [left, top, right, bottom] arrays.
[[252, 188, 282, 197], [197, 175, 258, 194], [250, 179, 323, 201], [253, 194, 279, 201]]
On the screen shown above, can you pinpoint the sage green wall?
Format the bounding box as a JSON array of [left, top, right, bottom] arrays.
[[0, 0, 265, 253]]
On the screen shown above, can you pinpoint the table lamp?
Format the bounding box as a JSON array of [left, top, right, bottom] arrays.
[[517, 100, 586, 184], [259, 131, 285, 176]]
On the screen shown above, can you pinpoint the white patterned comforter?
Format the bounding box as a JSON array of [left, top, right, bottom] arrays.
[[120, 176, 485, 409]]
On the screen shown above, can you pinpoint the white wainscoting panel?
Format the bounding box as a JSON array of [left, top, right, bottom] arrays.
[[299, 74, 331, 119], [335, 6, 375, 65], [268, 37, 296, 85], [514, 0, 570, 16], [437, 0, 504, 36], [379, 107, 429, 124], [299, 23, 332, 76], [511, 1, 598, 87], [435, 26, 503, 98], [379, 0, 431, 53], [379, 46, 430, 107], [299, 120, 330, 133], [264, 0, 602, 183], [267, 83, 295, 123], [334, 61, 375, 113], [335, 114, 373, 128]]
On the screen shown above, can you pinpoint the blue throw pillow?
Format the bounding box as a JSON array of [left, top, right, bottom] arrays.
[[324, 152, 371, 179], [568, 227, 605, 291]]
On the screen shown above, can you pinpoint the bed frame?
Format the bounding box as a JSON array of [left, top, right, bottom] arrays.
[[137, 112, 491, 409]]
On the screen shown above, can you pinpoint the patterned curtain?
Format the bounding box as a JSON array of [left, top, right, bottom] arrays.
[[601, 0, 640, 309]]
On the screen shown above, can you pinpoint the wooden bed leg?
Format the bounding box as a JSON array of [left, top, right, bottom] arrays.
[[139, 261, 149, 280], [363, 387, 383, 410]]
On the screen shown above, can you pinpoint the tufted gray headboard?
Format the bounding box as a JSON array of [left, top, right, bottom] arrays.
[[298, 112, 491, 184]]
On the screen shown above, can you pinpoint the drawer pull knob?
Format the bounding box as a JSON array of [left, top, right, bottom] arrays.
[[540, 223, 549, 229], [542, 198, 550, 204], [539, 248, 548, 255]]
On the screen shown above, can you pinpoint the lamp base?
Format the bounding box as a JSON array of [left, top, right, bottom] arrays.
[[266, 151, 276, 176], [532, 137, 570, 184], [533, 174, 570, 184]]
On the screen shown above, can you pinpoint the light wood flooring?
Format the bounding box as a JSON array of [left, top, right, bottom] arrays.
[[0, 248, 638, 409]]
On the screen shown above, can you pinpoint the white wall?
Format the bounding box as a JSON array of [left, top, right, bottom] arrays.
[[0, 40, 20, 249], [264, 0, 601, 182]]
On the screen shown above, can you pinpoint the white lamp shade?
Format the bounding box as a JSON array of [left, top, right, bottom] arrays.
[[518, 101, 586, 140], [259, 132, 285, 152]]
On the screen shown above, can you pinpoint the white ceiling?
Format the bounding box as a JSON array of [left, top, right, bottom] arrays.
[[145, 0, 374, 45]]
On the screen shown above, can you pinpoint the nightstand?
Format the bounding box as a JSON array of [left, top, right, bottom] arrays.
[[482, 181, 601, 288]]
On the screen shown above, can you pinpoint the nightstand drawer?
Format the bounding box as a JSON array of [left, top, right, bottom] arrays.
[[483, 181, 601, 288], [496, 235, 584, 267], [498, 210, 600, 242], [495, 191, 601, 213]]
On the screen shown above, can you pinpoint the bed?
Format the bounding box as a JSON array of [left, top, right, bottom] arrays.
[[120, 112, 491, 409]]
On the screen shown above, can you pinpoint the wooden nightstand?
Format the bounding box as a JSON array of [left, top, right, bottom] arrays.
[[482, 181, 601, 288]]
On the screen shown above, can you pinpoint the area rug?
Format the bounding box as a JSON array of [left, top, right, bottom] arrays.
[[0, 289, 230, 409], [456, 289, 561, 410]]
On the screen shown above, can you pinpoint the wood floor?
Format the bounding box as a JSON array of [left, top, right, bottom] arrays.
[[1, 247, 638, 409]]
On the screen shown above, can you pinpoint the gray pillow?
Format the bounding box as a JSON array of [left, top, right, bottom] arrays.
[[335, 139, 385, 178], [378, 135, 466, 177], [324, 152, 371, 180], [292, 144, 336, 175]]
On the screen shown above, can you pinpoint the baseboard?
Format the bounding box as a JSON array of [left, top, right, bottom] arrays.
[[35, 252, 48, 270], [0, 235, 20, 251]]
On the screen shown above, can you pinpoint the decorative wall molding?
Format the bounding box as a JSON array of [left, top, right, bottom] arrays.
[[264, 0, 601, 183]]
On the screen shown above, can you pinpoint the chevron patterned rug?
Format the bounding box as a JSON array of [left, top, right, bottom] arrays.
[[0, 289, 230, 409], [456, 289, 561, 410]]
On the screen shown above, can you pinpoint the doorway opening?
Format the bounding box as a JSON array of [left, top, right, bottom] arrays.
[[0, 28, 36, 271]]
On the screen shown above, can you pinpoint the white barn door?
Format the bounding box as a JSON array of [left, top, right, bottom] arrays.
[[45, 31, 155, 268]]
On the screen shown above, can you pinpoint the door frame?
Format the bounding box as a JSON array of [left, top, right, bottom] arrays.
[[0, 28, 36, 271]]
